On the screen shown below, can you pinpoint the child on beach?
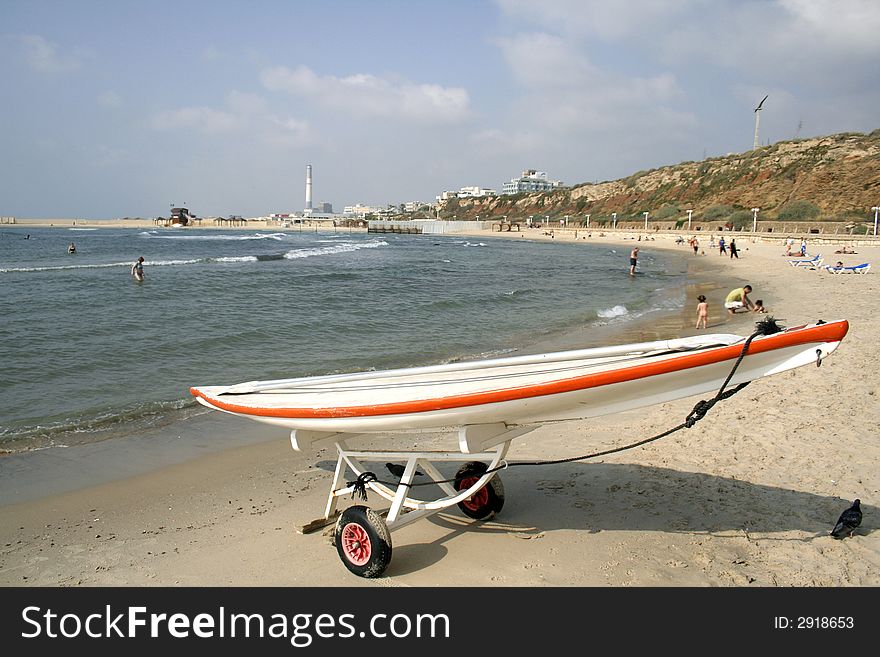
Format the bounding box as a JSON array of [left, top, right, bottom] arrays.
[[753, 300, 767, 313], [695, 295, 708, 329]]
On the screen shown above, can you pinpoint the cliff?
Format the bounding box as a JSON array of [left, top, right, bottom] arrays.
[[441, 130, 880, 228]]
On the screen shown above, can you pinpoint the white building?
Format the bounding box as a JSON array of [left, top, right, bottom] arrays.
[[458, 186, 497, 197], [502, 169, 564, 194], [343, 203, 384, 218]]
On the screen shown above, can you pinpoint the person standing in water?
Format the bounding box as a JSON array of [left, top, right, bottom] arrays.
[[629, 247, 639, 276], [695, 294, 708, 329], [131, 256, 145, 281]]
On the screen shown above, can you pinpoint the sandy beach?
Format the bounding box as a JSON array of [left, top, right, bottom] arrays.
[[1, 226, 877, 587]]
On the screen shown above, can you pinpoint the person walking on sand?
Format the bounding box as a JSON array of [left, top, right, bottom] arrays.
[[729, 238, 739, 259], [724, 285, 754, 315], [695, 294, 708, 329], [718, 236, 726, 255], [131, 256, 145, 281], [629, 247, 639, 276]]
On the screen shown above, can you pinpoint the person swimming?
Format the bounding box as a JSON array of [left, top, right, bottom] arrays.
[[68, 242, 76, 253]]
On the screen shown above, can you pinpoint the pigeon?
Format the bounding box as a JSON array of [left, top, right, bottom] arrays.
[[831, 499, 862, 539], [385, 462, 424, 479]]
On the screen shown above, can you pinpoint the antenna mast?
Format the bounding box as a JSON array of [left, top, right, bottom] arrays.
[[753, 94, 768, 150]]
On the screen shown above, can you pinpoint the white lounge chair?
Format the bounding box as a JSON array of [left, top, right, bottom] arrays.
[[789, 254, 823, 268], [823, 263, 870, 274]]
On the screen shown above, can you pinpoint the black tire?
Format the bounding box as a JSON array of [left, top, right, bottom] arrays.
[[454, 461, 505, 520], [334, 505, 392, 578]]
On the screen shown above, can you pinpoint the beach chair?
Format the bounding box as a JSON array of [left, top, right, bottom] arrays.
[[788, 254, 823, 268], [822, 263, 870, 274]]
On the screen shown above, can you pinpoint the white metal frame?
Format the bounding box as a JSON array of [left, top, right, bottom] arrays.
[[292, 423, 534, 532]]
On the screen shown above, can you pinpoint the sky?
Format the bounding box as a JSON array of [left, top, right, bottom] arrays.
[[1, 0, 879, 219]]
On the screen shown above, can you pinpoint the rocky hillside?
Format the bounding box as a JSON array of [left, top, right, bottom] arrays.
[[442, 130, 880, 228]]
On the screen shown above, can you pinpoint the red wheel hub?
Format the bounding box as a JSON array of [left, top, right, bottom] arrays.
[[340, 522, 372, 566], [459, 476, 489, 512]]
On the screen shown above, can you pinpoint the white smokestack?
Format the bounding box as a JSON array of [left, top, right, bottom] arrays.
[[305, 165, 313, 210]]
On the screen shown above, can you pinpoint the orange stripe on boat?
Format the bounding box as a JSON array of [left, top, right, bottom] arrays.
[[190, 320, 848, 420]]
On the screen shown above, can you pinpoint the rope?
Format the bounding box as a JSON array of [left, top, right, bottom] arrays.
[[347, 318, 784, 496]]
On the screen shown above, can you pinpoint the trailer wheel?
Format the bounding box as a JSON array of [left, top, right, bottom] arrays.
[[454, 461, 505, 520], [334, 506, 392, 578]]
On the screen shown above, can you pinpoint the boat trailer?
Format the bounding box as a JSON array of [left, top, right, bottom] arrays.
[[292, 423, 534, 578]]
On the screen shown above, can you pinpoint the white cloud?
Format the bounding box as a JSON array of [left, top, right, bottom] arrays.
[[780, 0, 880, 51], [20, 35, 80, 73], [150, 91, 312, 148], [494, 0, 695, 39], [225, 91, 268, 115], [151, 107, 239, 134], [260, 65, 470, 124], [267, 116, 311, 148], [494, 33, 598, 88], [494, 30, 684, 129]]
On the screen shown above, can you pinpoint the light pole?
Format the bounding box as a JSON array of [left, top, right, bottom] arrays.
[[585, 213, 590, 229], [643, 211, 649, 231], [612, 212, 617, 230], [687, 209, 693, 230], [872, 206, 879, 237], [751, 207, 760, 234]]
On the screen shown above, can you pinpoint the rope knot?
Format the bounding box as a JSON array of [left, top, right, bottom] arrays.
[[686, 399, 714, 427], [349, 472, 378, 501]]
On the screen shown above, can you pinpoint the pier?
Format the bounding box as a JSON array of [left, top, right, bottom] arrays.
[[368, 224, 422, 234]]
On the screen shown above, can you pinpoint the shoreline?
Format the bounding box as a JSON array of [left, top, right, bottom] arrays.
[[0, 229, 877, 586]]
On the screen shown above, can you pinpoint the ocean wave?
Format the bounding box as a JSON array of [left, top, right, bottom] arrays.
[[284, 240, 388, 259], [138, 231, 287, 241], [213, 256, 259, 263], [0, 242, 388, 273], [597, 305, 629, 319], [0, 398, 197, 454], [0, 261, 134, 273]]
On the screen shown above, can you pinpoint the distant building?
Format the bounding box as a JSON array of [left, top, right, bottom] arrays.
[[436, 191, 459, 202], [458, 186, 497, 197], [343, 203, 384, 218], [403, 201, 427, 212], [502, 169, 564, 194], [170, 207, 196, 225]]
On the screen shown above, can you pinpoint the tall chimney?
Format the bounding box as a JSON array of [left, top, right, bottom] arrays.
[[305, 165, 313, 211]]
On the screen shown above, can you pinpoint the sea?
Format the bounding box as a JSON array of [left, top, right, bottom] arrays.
[[0, 225, 689, 454]]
